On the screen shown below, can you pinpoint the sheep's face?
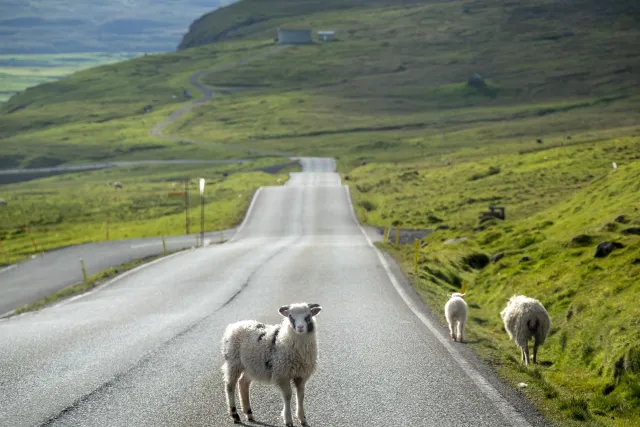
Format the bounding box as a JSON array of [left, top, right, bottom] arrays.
[[279, 303, 322, 334]]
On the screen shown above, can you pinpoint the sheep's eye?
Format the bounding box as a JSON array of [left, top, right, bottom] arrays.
[[288, 315, 295, 326], [304, 315, 311, 323]]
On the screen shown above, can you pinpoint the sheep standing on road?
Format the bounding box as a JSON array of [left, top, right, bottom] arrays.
[[221, 302, 322, 426], [500, 295, 551, 366], [444, 292, 467, 342]]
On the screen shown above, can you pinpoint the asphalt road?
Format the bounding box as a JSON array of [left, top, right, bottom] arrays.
[[0, 229, 237, 316], [0, 157, 548, 427]]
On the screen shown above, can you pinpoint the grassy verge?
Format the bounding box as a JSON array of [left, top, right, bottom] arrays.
[[347, 137, 640, 426], [0, 159, 298, 264], [6, 251, 180, 318]]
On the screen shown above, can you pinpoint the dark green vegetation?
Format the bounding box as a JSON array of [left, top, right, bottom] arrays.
[[0, 0, 230, 53], [2, 0, 639, 423]]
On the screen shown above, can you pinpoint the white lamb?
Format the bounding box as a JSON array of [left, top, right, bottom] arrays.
[[444, 292, 468, 342], [500, 295, 551, 366], [221, 302, 322, 426]]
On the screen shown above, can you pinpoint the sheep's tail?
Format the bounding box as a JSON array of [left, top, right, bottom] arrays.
[[527, 318, 540, 334]]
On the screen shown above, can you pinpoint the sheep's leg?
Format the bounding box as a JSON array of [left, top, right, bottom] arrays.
[[238, 373, 254, 421], [223, 363, 242, 423], [449, 319, 457, 341], [458, 321, 465, 343], [521, 347, 525, 362], [294, 377, 308, 426], [277, 379, 294, 427], [522, 343, 530, 366]]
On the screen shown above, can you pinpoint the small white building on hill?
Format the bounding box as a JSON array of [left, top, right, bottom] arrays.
[[277, 28, 312, 44], [317, 30, 335, 41]]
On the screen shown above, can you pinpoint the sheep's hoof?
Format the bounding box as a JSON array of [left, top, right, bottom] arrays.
[[231, 412, 241, 423]]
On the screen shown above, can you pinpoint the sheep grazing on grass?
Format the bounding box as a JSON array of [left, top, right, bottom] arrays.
[[221, 302, 322, 426], [444, 292, 467, 342], [500, 295, 551, 366]]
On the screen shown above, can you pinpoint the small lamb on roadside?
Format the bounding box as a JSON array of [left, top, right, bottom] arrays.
[[444, 292, 468, 342], [500, 295, 551, 366], [221, 302, 322, 426]]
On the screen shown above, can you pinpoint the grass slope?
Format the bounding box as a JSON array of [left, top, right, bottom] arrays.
[[170, 0, 640, 170], [351, 145, 640, 425], [0, 40, 278, 168]]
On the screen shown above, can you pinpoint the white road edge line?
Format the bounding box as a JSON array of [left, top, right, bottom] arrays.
[[53, 250, 189, 309], [228, 187, 264, 243], [0, 264, 17, 275], [343, 185, 533, 427]]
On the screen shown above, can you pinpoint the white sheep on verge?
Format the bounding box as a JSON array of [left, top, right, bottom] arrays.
[[500, 295, 551, 366], [221, 302, 322, 426], [444, 292, 467, 342]]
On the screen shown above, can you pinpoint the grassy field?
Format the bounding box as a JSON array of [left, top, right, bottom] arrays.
[[0, 159, 297, 265], [0, 53, 142, 102]]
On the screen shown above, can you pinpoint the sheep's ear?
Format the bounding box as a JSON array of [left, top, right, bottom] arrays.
[[278, 305, 290, 317], [308, 303, 322, 316]]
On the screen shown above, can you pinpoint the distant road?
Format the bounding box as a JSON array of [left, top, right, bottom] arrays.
[[0, 159, 248, 175], [0, 229, 234, 315]]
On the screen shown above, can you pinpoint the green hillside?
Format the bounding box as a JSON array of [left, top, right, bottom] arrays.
[[1, 0, 639, 423]]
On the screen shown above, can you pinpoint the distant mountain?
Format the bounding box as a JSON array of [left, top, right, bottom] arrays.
[[0, 0, 237, 53]]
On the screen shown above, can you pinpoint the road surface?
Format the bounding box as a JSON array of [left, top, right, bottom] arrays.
[[0, 157, 547, 427], [0, 229, 237, 316]]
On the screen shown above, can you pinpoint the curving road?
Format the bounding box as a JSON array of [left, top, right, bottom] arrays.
[[0, 157, 548, 427]]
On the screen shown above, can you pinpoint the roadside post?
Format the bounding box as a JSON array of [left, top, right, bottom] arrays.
[[26, 223, 39, 254], [199, 178, 205, 247], [106, 212, 110, 241], [80, 259, 88, 283], [414, 239, 420, 274], [162, 237, 167, 255]]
